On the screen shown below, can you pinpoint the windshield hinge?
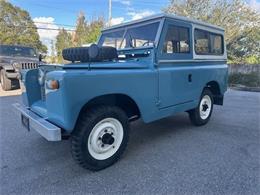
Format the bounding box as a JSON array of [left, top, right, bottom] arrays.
[[155, 100, 161, 107]]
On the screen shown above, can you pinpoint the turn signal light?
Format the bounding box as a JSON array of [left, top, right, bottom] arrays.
[[46, 80, 59, 90]]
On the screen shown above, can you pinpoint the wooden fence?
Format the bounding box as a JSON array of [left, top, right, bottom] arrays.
[[228, 64, 260, 74]]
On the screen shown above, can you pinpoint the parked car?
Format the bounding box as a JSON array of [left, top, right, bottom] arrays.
[[0, 45, 42, 90], [13, 14, 228, 171]]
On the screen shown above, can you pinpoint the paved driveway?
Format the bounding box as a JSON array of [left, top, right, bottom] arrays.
[[0, 90, 259, 194], [0, 87, 21, 97]]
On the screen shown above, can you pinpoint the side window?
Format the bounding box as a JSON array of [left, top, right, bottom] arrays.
[[194, 29, 223, 55], [210, 34, 223, 55], [194, 30, 209, 54], [163, 25, 190, 54]]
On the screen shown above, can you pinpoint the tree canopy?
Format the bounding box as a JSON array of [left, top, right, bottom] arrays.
[[55, 12, 104, 63], [0, 0, 47, 53], [163, 0, 260, 64], [55, 28, 72, 63], [73, 12, 105, 46]]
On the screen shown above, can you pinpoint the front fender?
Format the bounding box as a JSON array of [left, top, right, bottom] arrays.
[[45, 69, 157, 132]]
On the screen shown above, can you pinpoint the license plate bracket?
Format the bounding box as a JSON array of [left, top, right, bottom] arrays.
[[21, 114, 30, 131]]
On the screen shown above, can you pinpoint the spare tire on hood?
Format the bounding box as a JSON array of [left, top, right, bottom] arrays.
[[62, 47, 90, 62], [62, 44, 118, 63]]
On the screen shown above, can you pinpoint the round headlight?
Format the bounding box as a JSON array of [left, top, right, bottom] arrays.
[[13, 62, 20, 70], [46, 80, 59, 90], [38, 69, 45, 85]]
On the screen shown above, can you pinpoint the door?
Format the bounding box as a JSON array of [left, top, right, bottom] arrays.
[[157, 20, 194, 109]]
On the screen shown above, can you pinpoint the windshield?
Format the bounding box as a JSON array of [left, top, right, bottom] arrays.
[[0, 45, 37, 58], [99, 21, 160, 49]]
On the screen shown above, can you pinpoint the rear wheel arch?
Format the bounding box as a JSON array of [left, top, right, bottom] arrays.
[[206, 81, 221, 95], [205, 81, 223, 105]]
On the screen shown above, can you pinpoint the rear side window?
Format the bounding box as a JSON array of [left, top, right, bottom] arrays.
[[194, 29, 224, 55], [163, 25, 190, 54]]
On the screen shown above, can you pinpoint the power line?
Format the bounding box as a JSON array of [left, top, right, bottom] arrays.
[[13, 0, 164, 14], [4, 24, 76, 31], [36, 27, 75, 31], [10, 0, 166, 29], [12, 0, 79, 14], [34, 21, 76, 28]]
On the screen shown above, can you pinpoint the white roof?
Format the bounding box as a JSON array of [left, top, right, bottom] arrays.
[[103, 13, 224, 32]]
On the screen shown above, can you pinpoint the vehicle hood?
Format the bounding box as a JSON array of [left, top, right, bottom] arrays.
[[62, 59, 151, 70], [0, 55, 39, 64], [62, 47, 154, 69]]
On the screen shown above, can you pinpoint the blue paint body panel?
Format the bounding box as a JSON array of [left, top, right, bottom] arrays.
[[21, 15, 228, 133]]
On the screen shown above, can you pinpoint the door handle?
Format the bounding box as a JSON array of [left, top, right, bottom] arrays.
[[188, 74, 192, 82]]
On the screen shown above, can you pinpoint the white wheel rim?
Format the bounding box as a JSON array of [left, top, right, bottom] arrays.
[[199, 95, 212, 120], [88, 118, 124, 160]]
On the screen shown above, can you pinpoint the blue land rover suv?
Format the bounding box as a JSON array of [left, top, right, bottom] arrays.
[[14, 14, 228, 170]]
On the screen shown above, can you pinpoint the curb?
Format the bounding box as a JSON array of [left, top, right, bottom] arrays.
[[230, 86, 260, 92]]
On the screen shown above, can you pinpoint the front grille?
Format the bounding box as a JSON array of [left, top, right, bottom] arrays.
[[21, 62, 38, 69]]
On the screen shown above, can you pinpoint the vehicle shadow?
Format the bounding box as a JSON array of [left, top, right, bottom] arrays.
[[27, 112, 194, 175], [126, 113, 193, 155]]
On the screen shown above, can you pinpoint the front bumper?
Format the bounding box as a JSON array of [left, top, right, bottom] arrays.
[[6, 71, 19, 79], [13, 103, 61, 141]]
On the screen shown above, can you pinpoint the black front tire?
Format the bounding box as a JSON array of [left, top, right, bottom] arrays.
[[189, 88, 214, 126], [71, 106, 129, 171]]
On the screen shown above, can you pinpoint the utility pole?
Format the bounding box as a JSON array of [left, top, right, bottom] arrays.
[[108, 0, 112, 26]]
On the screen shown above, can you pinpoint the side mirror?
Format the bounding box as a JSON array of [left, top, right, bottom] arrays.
[[39, 54, 42, 62], [39, 54, 46, 62]]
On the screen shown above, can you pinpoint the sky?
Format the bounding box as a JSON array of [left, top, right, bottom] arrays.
[[9, 0, 260, 54]]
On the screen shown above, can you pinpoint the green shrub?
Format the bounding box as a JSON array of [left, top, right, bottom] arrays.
[[228, 56, 260, 65], [229, 72, 260, 87], [245, 55, 260, 64]]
